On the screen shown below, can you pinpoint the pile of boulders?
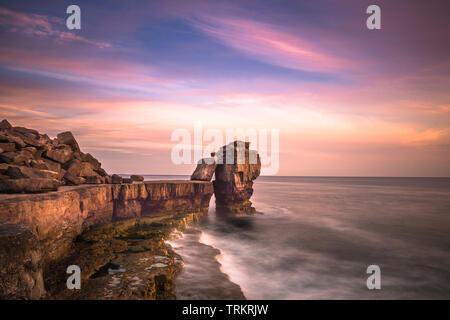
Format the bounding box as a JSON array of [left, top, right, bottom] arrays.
[[0, 119, 134, 193]]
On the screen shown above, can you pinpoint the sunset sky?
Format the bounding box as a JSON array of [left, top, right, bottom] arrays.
[[1, 0, 449, 176]]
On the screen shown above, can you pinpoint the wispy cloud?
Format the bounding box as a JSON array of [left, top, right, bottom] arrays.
[[187, 15, 345, 72], [0, 7, 111, 48]]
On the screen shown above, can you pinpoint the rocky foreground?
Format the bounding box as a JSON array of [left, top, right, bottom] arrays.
[[0, 120, 260, 300]]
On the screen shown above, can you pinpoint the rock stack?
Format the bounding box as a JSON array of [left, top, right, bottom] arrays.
[[190, 140, 261, 214], [0, 119, 111, 193]]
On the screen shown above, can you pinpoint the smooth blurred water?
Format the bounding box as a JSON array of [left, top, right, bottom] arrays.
[[192, 177, 450, 299]]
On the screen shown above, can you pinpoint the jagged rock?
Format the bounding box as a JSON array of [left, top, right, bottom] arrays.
[[44, 145, 73, 164], [0, 178, 60, 193], [104, 175, 112, 184], [0, 150, 31, 165], [65, 159, 98, 177], [0, 120, 110, 193], [63, 172, 86, 185], [130, 175, 144, 182], [81, 153, 101, 170], [111, 174, 123, 184], [85, 176, 104, 184], [42, 158, 61, 172], [95, 167, 108, 177], [0, 142, 15, 152], [30, 160, 48, 170], [56, 132, 80, 152], [0, 119, 12, 130], [190, 157, 217, 181], [5, 165, 60, 180]]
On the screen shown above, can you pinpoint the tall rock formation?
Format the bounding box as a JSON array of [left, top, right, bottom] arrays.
[[191, 141, 261, 214]]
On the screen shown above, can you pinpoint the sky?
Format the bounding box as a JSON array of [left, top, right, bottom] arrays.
[[0, 0, 449, 176]]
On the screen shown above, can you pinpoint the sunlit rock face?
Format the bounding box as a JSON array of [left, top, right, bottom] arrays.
[[213, 141, 261, 214], [0, 181, 214, 299]]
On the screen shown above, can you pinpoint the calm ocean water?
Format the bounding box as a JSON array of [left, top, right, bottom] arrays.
[[144, 175, 450, 299]]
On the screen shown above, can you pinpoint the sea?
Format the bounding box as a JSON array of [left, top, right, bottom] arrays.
[[135, 175, 450, 300]]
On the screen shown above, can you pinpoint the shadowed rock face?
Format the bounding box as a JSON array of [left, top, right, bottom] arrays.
[[191, 141, 261, 214]]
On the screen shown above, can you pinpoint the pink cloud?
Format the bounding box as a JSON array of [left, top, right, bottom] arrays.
[[0, 7, 111, 48], [187, 15, 346, 72]]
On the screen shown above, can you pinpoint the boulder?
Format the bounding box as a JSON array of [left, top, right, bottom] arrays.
[[81, 153, 101, 170], [5, 165, 60, 180], [30, 160, 48, 170], [63, 172, 86, 185], [95, 167, 108, 177], [0, 151, 31, 165], [190, 157, 217, 181], [0, 142, 15, 152], [130, 175, 144, 182], [56, 131, 80, 152], [4, 133, 26, 148], [85, 176, 104, 184], [111, 174, 123, 184], [65, 159, 97, 177], [123, 178, 132, 184], [0, 119, 12, 130], [44, 145, 73, 164], [42, 159, 61, 172], [0, 179, 60, 193]]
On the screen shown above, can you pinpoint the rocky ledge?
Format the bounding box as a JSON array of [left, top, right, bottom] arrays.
[[0, 181, 213, 299]]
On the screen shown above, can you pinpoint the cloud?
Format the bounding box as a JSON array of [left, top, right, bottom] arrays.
[[186, 15, 345, 72], [0, 7, 111, 48]]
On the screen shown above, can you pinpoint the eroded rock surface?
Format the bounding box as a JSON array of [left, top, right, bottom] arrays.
[[190, 141, 261, 214]]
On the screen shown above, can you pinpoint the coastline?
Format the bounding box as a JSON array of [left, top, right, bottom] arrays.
[[168, 227, 246, 300]]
